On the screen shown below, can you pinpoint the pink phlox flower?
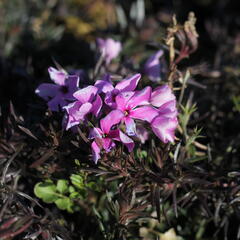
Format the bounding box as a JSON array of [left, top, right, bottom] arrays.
[[144, 50, 164, 82], [97, 38, 122, 64], [151, 116, 178, 143], [89, 110, 134, 163], [35, 67, 79, 111], [64, 86, 102, 130], [115, 86, 159, 136], [158, 100, 178, 119], [150, 85, 178, 143], [150, 84, 176, 108], [95, 73, 141, 109]]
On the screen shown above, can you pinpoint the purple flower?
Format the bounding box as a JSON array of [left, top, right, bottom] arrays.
[[89, 110, 134, 163], [150, 85, 178, 143], [150, 84, 176, 108], [158, 100, 178, 119], [144, 50, 164, 82], [35, 67, 79, 111], [115, 87, 159, 136], [151, 116, 178, 143], [69, 69, 89, 84], [97, 38, 122, 64], [95, 73, 141, 108], [64, 86, 102, 130]]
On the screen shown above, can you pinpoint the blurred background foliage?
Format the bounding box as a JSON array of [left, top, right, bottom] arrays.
[[1, 0, 240, 239]]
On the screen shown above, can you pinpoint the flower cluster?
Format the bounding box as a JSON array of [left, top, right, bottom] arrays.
[[36, 67, 178, 163], [35, 38, 178, 163]]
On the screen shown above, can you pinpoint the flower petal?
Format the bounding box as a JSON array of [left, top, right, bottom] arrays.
[[48, 67, 67, 86], [47, 95, 66, 112], [95, 80, 114, 93], [35, 83, 59, 100], [72, 102, 93, 121], [145, 62, 161, 82], [151, 116, 178, 143], [136, 126, 149, 144], [130, 106, 159, 122], [100, 110, 124, 134], [92, 94, 103, 117], [64, 101, 79, 113], [107, 129, 120, 139], [64, 102, 93, 129], [89, 127, 103, 139], [115, 73, 141, 92], [94, 75, 114, 93], [109, 130, 134, 152], [97, 38, 122, 64], [73, 86, 98, 103], [151, 85, 176, 108], [63, 77, 80, 100], [105, 91, 116, 109], [104, 39, 122, 64], [66, 75, 79, 93], [91, 141, 101, 164], [119, 131, 134, 152], [158, 100, 178, 118], [65, 114, 78, 130], [125, 117, 136, 136], [144, 50, 163, 82], [62, 114, 78, 133], [102, 138, 115, 152], [115, 91, 135, 111], [127, 86, 152, 109]]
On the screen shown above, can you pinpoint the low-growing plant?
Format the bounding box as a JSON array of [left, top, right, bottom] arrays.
[[1, 1, 240, 239]]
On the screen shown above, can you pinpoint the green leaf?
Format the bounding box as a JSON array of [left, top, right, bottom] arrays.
[[34, 182, 58, 203], [56, 179, 69, 194], [187, 156, 207, 163], [55, 197, 72, 210], [69, 191, 81, 199], [185, 127, 203, 149], [188, 144, 196, 156], [69, 186, 76, 193], [179, 103, 197, 129], [74, 159, 80, 166], [136, 150, 147, 159], [93, 206, 102, 219], [70, 174, 84, 189]]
